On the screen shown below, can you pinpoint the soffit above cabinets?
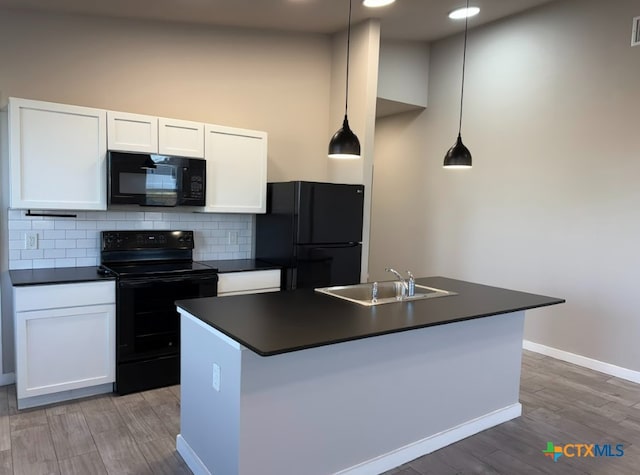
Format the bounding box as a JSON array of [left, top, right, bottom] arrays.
[[0, 0, 558, 41]]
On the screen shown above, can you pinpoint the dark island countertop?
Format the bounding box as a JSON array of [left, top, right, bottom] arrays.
[[10, 266, 116, 286], [176, 276, 565, 357]]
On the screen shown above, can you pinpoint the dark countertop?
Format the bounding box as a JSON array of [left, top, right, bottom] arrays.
[[10, 266, 116, 286], [197, 259, 281, 273], [176, 276, 565, 357], [9, 259, 281, 286]]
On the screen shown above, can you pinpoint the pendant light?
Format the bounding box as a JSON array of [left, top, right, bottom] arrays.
[[444, 0, 474, 169], [329, 0, 361, 159]]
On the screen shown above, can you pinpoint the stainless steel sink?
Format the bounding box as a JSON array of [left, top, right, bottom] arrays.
[[315, 281, 457, 306]]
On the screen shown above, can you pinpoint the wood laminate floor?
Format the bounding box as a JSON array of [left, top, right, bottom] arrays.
[[0, 350, 638, 474]]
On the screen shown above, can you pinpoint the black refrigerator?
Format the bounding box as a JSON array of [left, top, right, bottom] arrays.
[[256, 181, 364, 290]]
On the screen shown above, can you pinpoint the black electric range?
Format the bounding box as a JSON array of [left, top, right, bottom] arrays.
[[100, 230, 218, 395]]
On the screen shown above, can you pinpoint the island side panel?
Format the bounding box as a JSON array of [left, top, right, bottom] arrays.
[[237, 311, 525, 475], [179, 312, 242, 475]]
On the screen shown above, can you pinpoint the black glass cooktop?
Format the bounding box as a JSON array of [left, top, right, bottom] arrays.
[[101, 261, 217, 278]]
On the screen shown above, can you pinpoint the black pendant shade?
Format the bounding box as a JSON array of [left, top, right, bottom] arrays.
[[443, 134, 472, 168], [329, 0, 361, 159], [328, 115, 361, 159], [444, 0, 473, 169]]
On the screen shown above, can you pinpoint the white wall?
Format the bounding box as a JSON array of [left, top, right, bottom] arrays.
[[371, 0, 640, 372]]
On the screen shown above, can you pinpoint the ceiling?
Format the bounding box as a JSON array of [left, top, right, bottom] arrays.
[[0, 0, 557, 41]]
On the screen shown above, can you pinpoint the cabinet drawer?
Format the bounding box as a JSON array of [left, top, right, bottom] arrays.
[[217, 269, 281, 295], [14, 281, 115, 312]]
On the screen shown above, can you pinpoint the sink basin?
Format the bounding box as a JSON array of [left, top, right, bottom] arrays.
[[315, 281, 457, 306]]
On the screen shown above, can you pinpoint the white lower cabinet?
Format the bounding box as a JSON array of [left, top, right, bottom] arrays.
[[14, 281, 115, 408], [217, 269, 281, 297]]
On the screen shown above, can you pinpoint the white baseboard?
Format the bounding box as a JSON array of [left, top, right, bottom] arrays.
[[335, 403, 522, 475], [523, 340, 640, 384], [0, 372, 15, 386], [177, 435, 211, 475], [17, 383, 113, 410]]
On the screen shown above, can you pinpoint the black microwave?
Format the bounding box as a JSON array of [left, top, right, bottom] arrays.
[[108, 151, 206, 207]]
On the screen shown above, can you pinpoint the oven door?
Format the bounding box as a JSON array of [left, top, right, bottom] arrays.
[[116, 273, 218, 363]]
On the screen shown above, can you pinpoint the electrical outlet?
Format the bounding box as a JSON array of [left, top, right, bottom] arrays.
[[25, 231, 38, 250], [212, 363, 221, 391], [227, 231, 238, 245]]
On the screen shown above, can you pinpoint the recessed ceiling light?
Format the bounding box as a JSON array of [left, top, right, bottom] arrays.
[[448, 6, 480, 19], [363, 0, 396, 8]]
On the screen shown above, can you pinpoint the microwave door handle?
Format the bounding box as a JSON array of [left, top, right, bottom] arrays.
[[179, 167, 189, 202]]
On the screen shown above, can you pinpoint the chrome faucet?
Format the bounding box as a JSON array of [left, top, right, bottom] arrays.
[[407, 271, 415, 297], [385, 268, 416, 297]]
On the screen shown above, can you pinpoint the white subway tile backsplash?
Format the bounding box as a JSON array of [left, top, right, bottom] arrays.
[[39, 240, 55, 249], [44, 230, 66, 240], [55, 258, 76, 267], [21, 249, 44, 260], [7, 210, 253, 269], [10, 260, 32, 270], [77, 221, 97, 230], [144, 212, 162, 221], [65, 230, 87, 239], [106, 212, 126, 221], [77, 257, 99, 266], [33, 259, 56, 269], [125, 212, 145, 221], [66, 248, 87, 258], [32, 220, 56, 230], [8, 220, 32, 230], [55, 240, 77, 249], [54, 220, 76, 230], [152, 221, 171, 230], [76, 239, 98, 249], [44, 249, 66, 259]]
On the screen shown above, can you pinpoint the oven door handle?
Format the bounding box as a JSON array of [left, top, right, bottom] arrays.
[[119, 274, 218, 288]]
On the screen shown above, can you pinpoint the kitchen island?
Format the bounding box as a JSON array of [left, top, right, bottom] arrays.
[[175, 277, 563, 475]]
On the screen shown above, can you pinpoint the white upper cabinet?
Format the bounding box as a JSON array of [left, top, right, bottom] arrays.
[[158, 117, 205, 158], [204, 124, 267, 214], [8, 98, 107, 210], [107, 112, 205, 158], [107, 111, 158, 153]]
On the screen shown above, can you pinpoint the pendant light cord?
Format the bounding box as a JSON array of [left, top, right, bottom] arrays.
[[344, 0, 353, 117], [458, 0, 469, 135]]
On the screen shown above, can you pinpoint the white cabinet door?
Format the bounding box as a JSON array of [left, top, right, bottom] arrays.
[[204, 124, 268, 214], [8, 98, 107, 210], [14, 281, 115, 403], [217, 269, 281, 296], [107, 110, 158, 153], [158, 117, 205, 158], [15, 304, 115, 400]]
